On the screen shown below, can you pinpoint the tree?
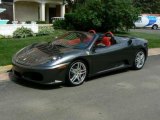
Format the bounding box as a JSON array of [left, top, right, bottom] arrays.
[[70, 0, 103, 30], [133, 0, 160, 13], [61, 0, 140, 32], [65, 0, 85, 11], [102, 0, 140, 31]]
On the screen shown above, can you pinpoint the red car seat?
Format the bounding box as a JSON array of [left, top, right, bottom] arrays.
[[68, 39, 80, 45], [102, 37, 111, 47], [104, 31, 116, 45]]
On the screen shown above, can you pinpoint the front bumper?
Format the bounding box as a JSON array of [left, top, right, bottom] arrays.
[[12, 63, 69, 84]]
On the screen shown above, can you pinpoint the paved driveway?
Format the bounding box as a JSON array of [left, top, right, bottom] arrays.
[[0, 55, 160, 120]]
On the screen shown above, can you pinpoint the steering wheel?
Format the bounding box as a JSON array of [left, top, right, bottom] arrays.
[[88, 30, 96, 34]]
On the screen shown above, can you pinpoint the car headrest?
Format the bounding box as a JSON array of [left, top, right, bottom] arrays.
[[105, 32, 114, 37], [88, 30, 96, 34], [102, 37, 111, 47]]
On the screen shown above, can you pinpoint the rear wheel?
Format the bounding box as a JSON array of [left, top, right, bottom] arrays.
[[66, 60, 87, 86], [152, 24, 158, 30], [132, 50, 146, 70]]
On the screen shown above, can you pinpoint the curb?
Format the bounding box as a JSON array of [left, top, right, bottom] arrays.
[[0, 73, 10, 82], [0, 48, 160, 81], [0, 65, 12, 74], [148, 48, 160, 56], [0, 65, 12, 81]]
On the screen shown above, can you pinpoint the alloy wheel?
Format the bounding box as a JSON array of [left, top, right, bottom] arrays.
[[135, 51, 145, 69], [68, 61, 87, 86]]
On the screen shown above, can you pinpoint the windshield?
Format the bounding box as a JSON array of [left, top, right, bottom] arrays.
[[51, 32, 95, 49]]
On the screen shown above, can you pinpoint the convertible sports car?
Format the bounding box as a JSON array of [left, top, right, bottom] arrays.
[[12, 30, 148, 86]]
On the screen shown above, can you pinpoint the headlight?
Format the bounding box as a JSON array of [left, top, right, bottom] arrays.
[[45, 56, 62, 65], [52, 56, 61, 61]]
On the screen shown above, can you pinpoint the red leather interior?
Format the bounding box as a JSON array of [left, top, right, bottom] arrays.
[[68, 39, 81, 45], [102, 37, 111, 47]]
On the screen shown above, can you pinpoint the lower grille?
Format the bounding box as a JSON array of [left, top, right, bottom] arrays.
[[14, 70, 22, 78], [14, 70, 43, 81], [23, 72, 43, 81]]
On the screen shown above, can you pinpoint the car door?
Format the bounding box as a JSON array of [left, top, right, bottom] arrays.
[[90, 41, 132, 74]]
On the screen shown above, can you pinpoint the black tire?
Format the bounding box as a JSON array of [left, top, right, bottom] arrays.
[[132, 50, 146, 70], [152, 24, 158, 30], [65, 60, 87, 86]]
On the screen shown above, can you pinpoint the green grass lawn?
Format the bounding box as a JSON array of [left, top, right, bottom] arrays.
[[0, 29, 159, 66], [0, 30, 66, 66], [124, 30, 160, 48]]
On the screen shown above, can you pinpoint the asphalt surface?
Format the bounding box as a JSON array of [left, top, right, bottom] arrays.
[[0, 55, 160, 120]]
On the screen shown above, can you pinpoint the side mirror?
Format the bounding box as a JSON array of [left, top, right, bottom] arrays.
[[92, 44, 97, 52]]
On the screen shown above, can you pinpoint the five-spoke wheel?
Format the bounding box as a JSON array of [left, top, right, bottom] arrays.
[[66, 61, 87, 86], [133, 50, 146, 70]]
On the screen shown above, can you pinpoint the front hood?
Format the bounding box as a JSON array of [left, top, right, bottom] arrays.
[[14, 43, 75, 66]]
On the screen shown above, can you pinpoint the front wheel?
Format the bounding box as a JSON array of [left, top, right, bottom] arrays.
[[132, 50, 146, 70], [66, 60, 87, 86]]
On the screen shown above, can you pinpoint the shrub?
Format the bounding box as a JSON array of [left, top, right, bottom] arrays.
[[63, 0, 139, 32], [65, 13, 75, 25], [25, 21, 31, 24], [64, 13, 76, 30], [61, 0, 103, 31], [53, 14, 76, 30], [36, 21, 46, 24], [37, 26, 54, 36], [0, 34, 5, 39], [13, 27, 34, 38], [53, 20, 67, 29], [4, 35, 12, 38]]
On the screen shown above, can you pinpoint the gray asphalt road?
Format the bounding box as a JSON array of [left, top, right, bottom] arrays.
[[0, 55, 160, 120]]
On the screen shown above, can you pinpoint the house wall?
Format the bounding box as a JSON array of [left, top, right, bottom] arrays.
[[2, 0, 13, 2], [0, 0, 65, 23], [15, 1, 39, 22], [56, 5, 60, 17], [0, 24, 38, 36], [0, 2, 13, 23], [46, 4, 60, 23]]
